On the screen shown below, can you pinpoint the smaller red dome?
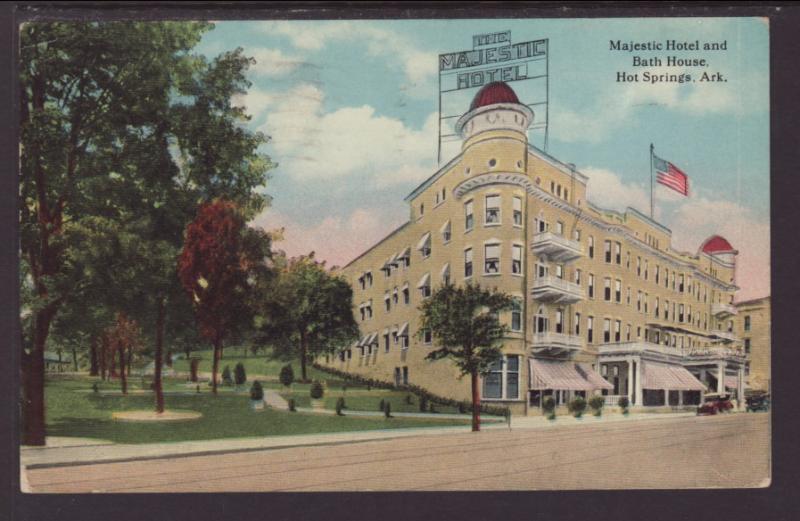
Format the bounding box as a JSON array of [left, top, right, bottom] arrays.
[[469, 82, 521, 111], [701, 235, 735, 254]]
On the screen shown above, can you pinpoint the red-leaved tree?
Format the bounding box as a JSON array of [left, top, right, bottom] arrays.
[[104, 313, 142, 395], [178, 200, 267, 395]]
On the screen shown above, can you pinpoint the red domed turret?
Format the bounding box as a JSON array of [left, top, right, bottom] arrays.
[[469, 82, 521, 111], [700, 235, 736, 255]]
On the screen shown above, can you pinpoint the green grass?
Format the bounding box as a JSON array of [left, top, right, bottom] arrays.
[[45, 375, 470, 444], [279, 388, 464, 415], [170, 348, 335, 383]]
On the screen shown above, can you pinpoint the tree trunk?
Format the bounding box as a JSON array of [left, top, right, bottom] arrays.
[[21, 308, 53, 446], [126, 346, 132, 377], [211, 337, 221, 395], [118, 344, 128, 395], [154, 297, 165, 413], [72, 348, 78, 372], [300, 332, 308, 382], [165, 346, 172, 368], [471, 369, 481, 432], [89, 336, 99, 376], [190, 358, 199, 383]]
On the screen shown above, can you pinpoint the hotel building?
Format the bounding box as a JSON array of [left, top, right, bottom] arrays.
[[322, 82, 748, 415], [734, 296, 771, 393]]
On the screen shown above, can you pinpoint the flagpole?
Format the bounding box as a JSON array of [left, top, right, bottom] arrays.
[[649, 143, 655, 219]]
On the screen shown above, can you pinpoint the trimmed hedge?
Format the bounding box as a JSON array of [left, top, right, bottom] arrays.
[[312, 362, 510, 417]]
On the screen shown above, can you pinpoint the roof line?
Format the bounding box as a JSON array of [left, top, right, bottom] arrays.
[[339, 220, 411, 270], [734, 295, 770, 306], [527, 143, 589, 183], [404, 153, 463, 202]]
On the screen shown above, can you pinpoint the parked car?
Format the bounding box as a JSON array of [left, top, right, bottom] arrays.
[[745, 391, 770, 412], [697, 393, 734, 415]]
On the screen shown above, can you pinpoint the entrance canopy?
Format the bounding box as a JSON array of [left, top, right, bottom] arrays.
[[529, 359, 613, 391], [724, 375, 740, 390], [642, 363, 706, 391]]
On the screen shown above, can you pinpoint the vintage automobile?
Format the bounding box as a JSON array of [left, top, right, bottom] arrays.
[[745, 391, 770, 412], [697, 393, 734, 415]]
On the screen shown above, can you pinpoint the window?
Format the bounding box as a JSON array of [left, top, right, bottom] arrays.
[[744, 315, 751, 331], [615, 279, 622, 303], [679, 304, 685, 323], [554, 264, 564, 279], [614, 242, 622, 264], [384, 294, 391, 312], [488, 158, 497, 168], [513, 197, 523, 226], [637, 291, 642, 312], [419, 274, 431, 299], [384, 333, 390, 353], [655, 265, 660, 284], [555, 309, 564, 333], [534, 306, 547, 333], [626, 287, 631, 305], [482, 355, 520, 400], [587, 316, 594, 343], [644, 260, 649, 281], [679, 274, 685, 293], [574, 229, 581, 241], [441, 263, 451, 285], [588, 236, 595, 258], [574, 312, 581, 335], [441, 187, 446, 202], [365, 272, 373, 287], [418, 233, 431, 258], [744, 338, 751, 354], [464, 200, 474, 231], [485, 195, 500, 224], [442, 221, 451, 243], [464, 248, 473, 278], [603, 319, 611, 343], [403, 285, 410, 305], [393, 288, 398, 304], [536, 218, 548, 233], [511, 299, 522, 331], [604, 240, 612, 263], [636, 257, 641, 277], [626, 251, 631, 269], [402, 367, 409, 385], [556, 221, 564, 236], [615, 320, 621, 342], [655, 297, 660, 318], [484, 243, 500, 274], [512, 244, 523, 274], [420, 203, 424, 216], [366, 301, 373, 319], [423, 329, 432, 344], [588, 274, 595, 298], [574, 269, 582, 285], [626, 324, 631, 341], [644, 293, 649, 314], [604, 277, 612, 301], [358, 275, 366, 290]]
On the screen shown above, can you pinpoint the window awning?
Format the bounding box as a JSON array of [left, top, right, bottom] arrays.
[[641, 363, 706, 391], [357, 334, 370, 347], [397, 322, 409, 337], [529, 359, 612, 391], [397, 247, 411, 260], [440, 220, 451, 233], [440, 263, 450, 278], [416, 232, 431, 251], [382, 328, 390, 336], [366, 332, 378, 345], [382, 254, 398, 269], [417, 272, 431, 289]]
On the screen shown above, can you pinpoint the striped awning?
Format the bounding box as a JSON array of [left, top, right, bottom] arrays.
[[417, 272, 431, 289], [416, 232, 431, 251], [529, 359, 612, 391], [641, 363, 706, 391], [724, 375, 740, 389], [397, 322, 409, 337]]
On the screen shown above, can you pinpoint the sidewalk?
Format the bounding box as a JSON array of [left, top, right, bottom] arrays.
[[20, 411, 701, 470]]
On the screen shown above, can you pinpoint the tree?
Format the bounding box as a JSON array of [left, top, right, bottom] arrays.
[[417, 282, 513, 432], [20, 21, 274, 438], [279, 364, 294, 388], [178, 200, 271, 395], [234, 362, 247, 387], [104, 313, 143, 395], [263, 255, 359, 382]]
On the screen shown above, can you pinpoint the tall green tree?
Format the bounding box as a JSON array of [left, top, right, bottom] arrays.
[[263, 255, 359, 382], [417, 282, 513, 432], [20, 21, 274, 443]]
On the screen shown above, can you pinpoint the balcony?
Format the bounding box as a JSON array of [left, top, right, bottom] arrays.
[[686, 346, 746, 362], [710, 329, 739, 343], [532, 275, 584, 303], [711, 303, 738, 318], [597, 341, 684, 359], [531, 232, 583, 263], [530, 331, 583, 354]]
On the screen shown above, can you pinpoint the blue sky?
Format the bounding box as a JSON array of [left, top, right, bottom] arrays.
[[198, 17, 769, 300]]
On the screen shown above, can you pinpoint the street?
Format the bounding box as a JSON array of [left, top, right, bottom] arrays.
[[25, 413, 769, 492]]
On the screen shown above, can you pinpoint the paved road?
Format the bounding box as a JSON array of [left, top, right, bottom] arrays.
[[25, 413, 769, 492]]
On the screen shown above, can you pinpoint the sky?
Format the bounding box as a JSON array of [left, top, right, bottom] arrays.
[[198, 17, 770, 301]]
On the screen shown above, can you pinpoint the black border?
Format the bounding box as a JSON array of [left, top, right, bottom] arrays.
[[2, 3, 799, 521]]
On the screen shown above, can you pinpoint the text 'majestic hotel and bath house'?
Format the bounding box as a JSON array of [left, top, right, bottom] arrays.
[[319, 31, 762, 416]]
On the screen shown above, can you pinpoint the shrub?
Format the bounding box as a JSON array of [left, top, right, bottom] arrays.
[[288, 398, 296, 412], [568, 396, 587, 418], [542, 396, 556, 413], [589, 395, 605, 417], [429, 402, 437, 413], [279, 364, 294, 387], [384, 402, 392, 418], [379, 398, 386, 412], [221, 365, 233, 386], [335, 397, 345, 416], [458, 402, 466, 414], [92, 382, 99, 393], [405, 394, 414, 405], [618, 396, 630, 414], [196, 384, 200, 394], [249, 380, 264, 401], [310, 380, 324, 400], [234, 362, 247, 386], [419, 394, 428, 412]]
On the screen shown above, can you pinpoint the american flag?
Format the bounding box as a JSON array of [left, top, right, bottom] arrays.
[[653, 154, 689, 196]]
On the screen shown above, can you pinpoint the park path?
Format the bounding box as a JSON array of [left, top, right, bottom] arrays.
[[264, 390, 289, 410]]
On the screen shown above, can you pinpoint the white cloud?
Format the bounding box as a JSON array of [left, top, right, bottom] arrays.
[[257, 21, 437, 95], [582, 166, 769, 300], [251, 207, 405, 268], [255, 83, 437, 186], [247, 48, 307, 77], [231, 87, 274, 119]]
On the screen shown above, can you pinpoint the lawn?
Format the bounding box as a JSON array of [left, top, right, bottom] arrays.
[[279, 388, 464, 415], [45, 376, 470, 444], [170, 348, 335, 383]]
